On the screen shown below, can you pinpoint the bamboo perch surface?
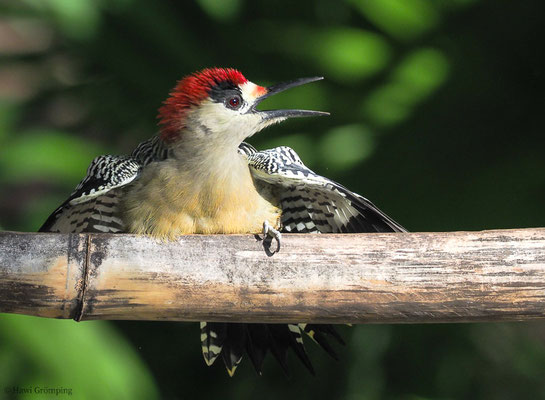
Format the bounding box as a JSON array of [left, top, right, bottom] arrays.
[[1, 229, 545, 324]]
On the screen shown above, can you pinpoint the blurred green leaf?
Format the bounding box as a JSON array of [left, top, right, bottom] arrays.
[[362, 48, 448, 126], [23, 0, 102, 40], [315, 28, 391, 82], [257, 23, 391, 83], [196, 0, 242, 22], [0, 130, 105, 184], [362, 85, 413, 127], [319, 124, 375, 171], [0, 101, 19, 143], [0, 314, 159, 399], [349, 0, 439, 41], [393, 48, 449, 100]]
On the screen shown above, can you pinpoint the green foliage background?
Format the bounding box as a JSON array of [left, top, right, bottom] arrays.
[[1, 0, 544, 398]]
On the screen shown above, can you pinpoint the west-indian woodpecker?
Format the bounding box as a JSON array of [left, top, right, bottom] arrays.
[[40, 67, 406, 376]]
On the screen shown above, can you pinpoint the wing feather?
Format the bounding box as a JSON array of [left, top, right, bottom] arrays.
[[39, 155, 141, 233], [40, 137, 167, 233], [245, 144, 406, 234]]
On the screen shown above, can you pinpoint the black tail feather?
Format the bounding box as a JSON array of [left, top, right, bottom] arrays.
[[309, 323, 346, 345], [267, 325, 292, 376], [267, 324, 315, 376], [200, 322, 343, 376], [221, 323, 246, 377], [302, 324, 342, 360], [200, 322, 226, 366], [286, 324, 315, 376], [245, 324, 269, 375]]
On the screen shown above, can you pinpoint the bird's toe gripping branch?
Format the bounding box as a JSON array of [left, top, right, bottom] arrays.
[[262, 220, 282, 253]]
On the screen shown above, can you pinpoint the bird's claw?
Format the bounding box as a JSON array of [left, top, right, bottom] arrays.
[[262, 220, 282, 253]]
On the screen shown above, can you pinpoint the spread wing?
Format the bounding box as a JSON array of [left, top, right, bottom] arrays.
[[39, 137, 167, 233], [38, 155, 141, 233], [243, 143, 406, 234]]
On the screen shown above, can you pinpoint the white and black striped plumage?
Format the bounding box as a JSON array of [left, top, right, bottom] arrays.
[[39, 137, 165, 233], [39, 155, 140, 233], [40, 139, 405, 376], [243, 143, 405, 234]]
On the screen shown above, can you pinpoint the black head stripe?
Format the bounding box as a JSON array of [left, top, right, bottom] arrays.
[[209, 80, 242, 103]]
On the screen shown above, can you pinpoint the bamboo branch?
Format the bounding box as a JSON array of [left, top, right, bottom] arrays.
[[1, 229, 545, 324]]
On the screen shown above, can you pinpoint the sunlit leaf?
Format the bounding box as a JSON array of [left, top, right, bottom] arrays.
[[349, 0, 439, 41], [319, 124, 375, 171], [196, 0, 242, 22], [362, 85, 412, 126], [362, 48, 449, 126], [0, 130, 105, 184], [315, 28, 391, 82], [0, 314, 159, 399], [393, 48, 449, 100], [251, 24, 389, 83], [23, 0, 102, 40]]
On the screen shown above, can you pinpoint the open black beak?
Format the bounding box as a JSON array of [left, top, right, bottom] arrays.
[[253, 76, 330, 120]]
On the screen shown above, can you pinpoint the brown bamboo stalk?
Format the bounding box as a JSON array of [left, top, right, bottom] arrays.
[[1, 229, 545, 324]]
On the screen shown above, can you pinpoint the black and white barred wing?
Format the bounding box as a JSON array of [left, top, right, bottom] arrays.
[[246, 145, 406, 234], [39, 155, 141, 233]]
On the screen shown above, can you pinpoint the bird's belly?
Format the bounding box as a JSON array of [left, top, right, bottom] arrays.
[[156, 200, 281, 237], [122, 176, 281, 239]]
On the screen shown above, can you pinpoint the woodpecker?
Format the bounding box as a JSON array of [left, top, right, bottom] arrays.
[[40, 68, 406, 376]]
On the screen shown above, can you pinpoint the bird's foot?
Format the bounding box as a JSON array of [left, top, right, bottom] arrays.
[[262, 220, 282, 253]]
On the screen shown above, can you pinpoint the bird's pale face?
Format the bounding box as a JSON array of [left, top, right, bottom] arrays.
[[158, 68, 328, 148], [186, 81, 289, 147]]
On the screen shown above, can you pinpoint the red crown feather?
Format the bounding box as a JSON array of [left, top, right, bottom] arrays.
[[157, 68, 247, 143]]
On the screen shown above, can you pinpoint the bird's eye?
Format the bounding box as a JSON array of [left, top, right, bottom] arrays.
[[226, 95, 242, 110]]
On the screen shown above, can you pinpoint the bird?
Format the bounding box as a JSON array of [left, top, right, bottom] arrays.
[[39, 67, 406, 376]]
